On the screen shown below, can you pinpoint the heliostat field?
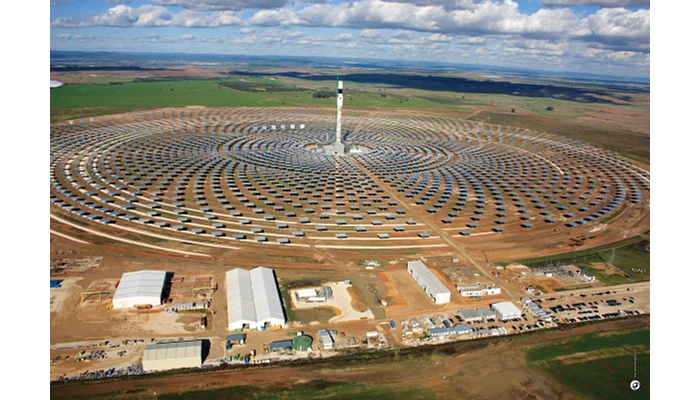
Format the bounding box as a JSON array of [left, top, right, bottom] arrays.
[[50, 107, 650, 261]]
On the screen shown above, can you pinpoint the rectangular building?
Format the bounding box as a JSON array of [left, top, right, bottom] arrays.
[[459, 309, 484, 323], [226, 267, 286, 330], [457, 284, 501, 297], [319, 330, 334, 350], [406, 260, 451, 304], [580, 269, 596, 282], [112, 270, 166, 309], [270, 340, 293, 353], [142, 341, 202, 372], [477, 307, 498, 321], [491, 301, 522, 321]]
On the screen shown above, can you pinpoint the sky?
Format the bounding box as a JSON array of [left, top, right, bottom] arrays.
[[50, 0, 650, 78]]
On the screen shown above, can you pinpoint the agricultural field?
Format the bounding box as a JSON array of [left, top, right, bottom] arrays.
[[50, 76, 455, 123], [526, 326, 650, 399]]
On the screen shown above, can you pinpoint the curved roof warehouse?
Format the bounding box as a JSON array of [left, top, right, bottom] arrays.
[[226, 267, 286, 331]]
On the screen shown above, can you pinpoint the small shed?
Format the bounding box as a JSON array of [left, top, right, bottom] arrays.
[[270, 340, 294, 353]]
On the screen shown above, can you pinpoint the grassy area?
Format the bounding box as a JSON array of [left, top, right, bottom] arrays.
[[50, 77, 456, 122], [277, 278, 296, 323], [506, 236, 649, 268], [292, 307, 338, 324], [283, 277, 325, 289], [472, 111, 649, 162], [264, 253, 318, 264], [526, 327, 650, 400], [507, 235, 649, 283], [157, 381, 437, 400], [501, 235, 649, 287]]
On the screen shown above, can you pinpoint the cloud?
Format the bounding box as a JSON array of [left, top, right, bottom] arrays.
[[330, 33, 354, 41], [106, 0, 132, 4], [540, 0, 650, 7], [149, 0, 287, 11], [51, 4, 242, 28], [49, 0, 649, 76], [427, 33, 453, 42], [243, 0, 648, 50], [359, 29, 382, 38], [581, 7, 649, 40], [54, 33, 99, 41], [245, 8, 302, 26]]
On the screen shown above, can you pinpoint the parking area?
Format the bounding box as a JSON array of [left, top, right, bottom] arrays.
[[525, 282, 650, 324]]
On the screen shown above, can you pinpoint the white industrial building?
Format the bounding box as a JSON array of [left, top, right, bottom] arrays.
[[226, 267, 286, 331], [142, 341, 203, 372], [491, 301, 522, 321], [579, 269, 596, 282], [112, 270, 166, 309], [407, 260, 451, 304], [457, 285, 501, 297]]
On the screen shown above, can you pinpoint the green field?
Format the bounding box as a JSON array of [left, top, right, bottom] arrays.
[[526, 327, 650, 400], [50, 77, 457, 122], [64, 381, 436, 400], [157, 381, 435, 400], [52, 75, 621, 120]]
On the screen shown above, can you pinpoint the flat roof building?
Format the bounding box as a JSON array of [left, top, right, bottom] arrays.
[[142, 341, 202, 372], [459, 309, 483, 323], [319, 329, 334, 350], [491, 301, 522, 321], [407, 260, 451, 304], [270, 339, 293, 353], [477, 307, 498, 321], [112, 270, 166, 309], [226, 267, 286, 331]]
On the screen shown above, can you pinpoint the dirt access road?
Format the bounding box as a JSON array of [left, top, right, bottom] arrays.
[[350, 158, 516, 299]]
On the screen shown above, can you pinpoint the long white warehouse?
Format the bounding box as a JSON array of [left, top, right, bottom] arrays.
[[226, 267, 286, 330], [112, 270, 166, 309], [407, 260, 451, 304]]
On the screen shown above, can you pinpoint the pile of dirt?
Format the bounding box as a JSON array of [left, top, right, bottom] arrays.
[[347, 286, 369, 312]]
